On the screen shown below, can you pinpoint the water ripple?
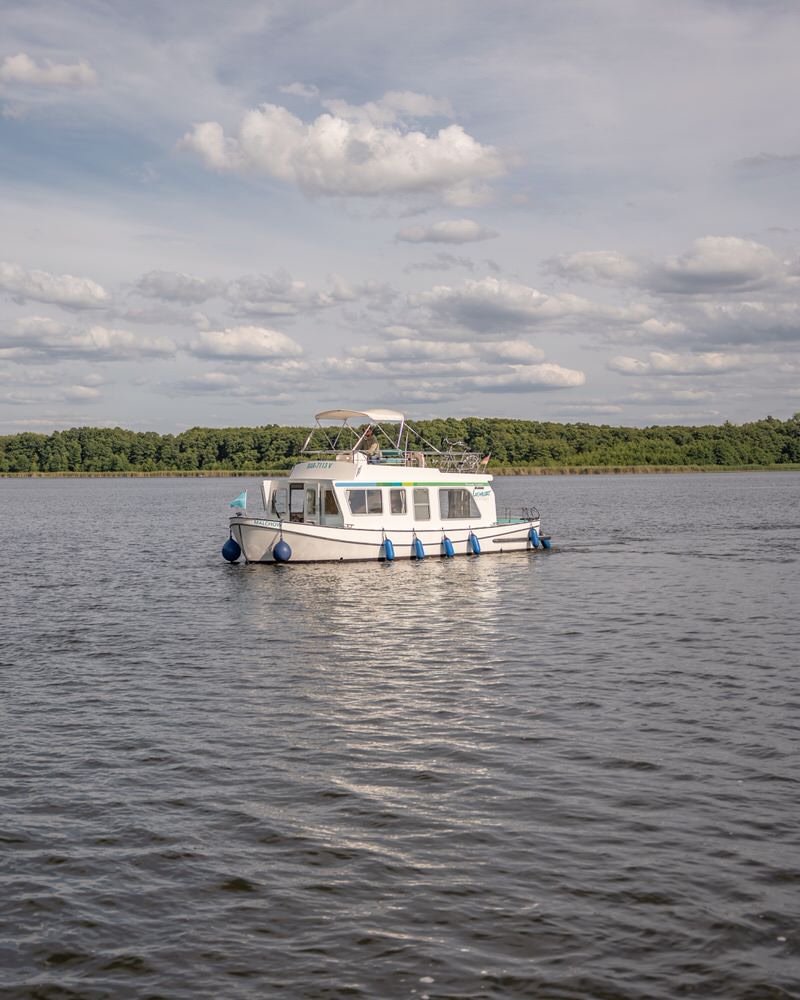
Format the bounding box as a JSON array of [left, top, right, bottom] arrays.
[[0, 472, 798, 999]]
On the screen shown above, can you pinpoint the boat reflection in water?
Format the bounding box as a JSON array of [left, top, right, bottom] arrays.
[[235, 553, 507, 655], [231, 554, 519, 747]]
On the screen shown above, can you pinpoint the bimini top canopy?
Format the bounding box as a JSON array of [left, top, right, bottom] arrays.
[[304, 408, 406, 455], [303, 406, 483, 471], [314, 408, 404, 423]]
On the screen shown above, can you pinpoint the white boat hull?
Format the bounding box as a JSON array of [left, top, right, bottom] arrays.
[[229, 516, 544, 563]]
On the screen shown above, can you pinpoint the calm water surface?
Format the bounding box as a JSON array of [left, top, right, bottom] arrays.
[[1, 473, 798, 999]]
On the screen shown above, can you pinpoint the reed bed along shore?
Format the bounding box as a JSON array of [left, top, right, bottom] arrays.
[[3, 463, 799, 479], [491, 463, 800, 475]]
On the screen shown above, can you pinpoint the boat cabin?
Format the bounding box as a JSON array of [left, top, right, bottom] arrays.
[[262, 473, 345, 528], [253, 409, 495, 528], [259, 464, 495, 530]]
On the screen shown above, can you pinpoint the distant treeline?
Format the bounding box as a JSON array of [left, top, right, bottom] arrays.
[[1, 415, 799, 473]]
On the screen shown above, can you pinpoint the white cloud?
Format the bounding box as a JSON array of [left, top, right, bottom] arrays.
[[352, 338, 468, 363], [322, 91, 454, 126], [52, 325, 174, 359], [135, 270, 224, 305], [192, 311, 213, 331], [226, 270, 358, 316], [0, 52, 97, 87], [132, 268, 374, 317], [418, 277, 581, 330], [599, 315, 691, 348], [694, 300, 800, 344], [382, 90, 454, 119], [111, 302, 200, 327], [548, 238, 791, 298], [669, 388, 715, 401], [458, 363, 586, 391], [251, 358, 312, 381], [653, 237, 784, 294], [608, 351, 749, 376], [638, 318, 688, 338], [532, 234, 800, 361], [188, 325, 303, 360], [0, 262, 110, 308], [544, 250, 642, 284], [0, 321, 175, 361], [180, 99, 505, 203], [62, 384, 101, 401], [479, 340, 545, 364], [397, 219, 498, 244], [279, 82, 319, 100], [395, 362, 586, 398], [415, 276, 644, 334], [15, 315, 67, 337], [328, 336, 576, 394], [339, 336, 545, 369], [324, 353, 479, 381], [383, 324, 419, 339]]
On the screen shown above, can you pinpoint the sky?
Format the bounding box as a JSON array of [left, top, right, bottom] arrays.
[[1, 0, 799, 433]]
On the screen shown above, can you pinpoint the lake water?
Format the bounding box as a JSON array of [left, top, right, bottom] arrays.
[[1, 472, 798, 999]]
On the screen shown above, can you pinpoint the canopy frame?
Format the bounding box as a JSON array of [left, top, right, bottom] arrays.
[[303, 409, 406, 454], [300, 407, 484, 472]]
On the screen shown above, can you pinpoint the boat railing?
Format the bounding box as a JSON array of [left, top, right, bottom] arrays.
[[421, 447, 484, 473], [302, 446, 485, 473], [497, 504, 540, 523], [302, 422, 487, 474]]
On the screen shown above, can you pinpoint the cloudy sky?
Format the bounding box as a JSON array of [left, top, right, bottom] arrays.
[[2, 0, 799, 432]]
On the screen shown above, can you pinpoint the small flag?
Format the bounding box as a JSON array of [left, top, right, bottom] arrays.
[[479, 454, 491, 468], [229, 490, 247, 509]]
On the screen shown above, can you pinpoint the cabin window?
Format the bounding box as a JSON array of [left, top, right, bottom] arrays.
[[323, 489, 340, 516], [290, 483, 305, 522], [389, 488, 406, 514], [413, 487, 430, 520], [272, 487, 288, 518], [346, 489, 383, 515], [439, 488, 481, 519], [305, 486, 318, 517]]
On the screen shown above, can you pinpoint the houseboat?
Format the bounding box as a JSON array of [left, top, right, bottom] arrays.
[[222, 408, 551, 563]]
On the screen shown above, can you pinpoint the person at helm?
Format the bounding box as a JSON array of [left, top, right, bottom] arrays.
[[360, 426, 381, 462]]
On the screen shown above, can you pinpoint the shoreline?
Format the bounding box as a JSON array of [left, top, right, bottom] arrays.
[[2, 463, 799, 479]]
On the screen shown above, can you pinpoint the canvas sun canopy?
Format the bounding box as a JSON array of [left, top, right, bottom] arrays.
[[314, 408, 405, 423]]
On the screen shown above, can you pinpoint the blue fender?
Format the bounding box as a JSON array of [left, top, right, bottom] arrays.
[[529, 527, 540, 548], [413, 537, 425, 560], [469, 532, 481, 555], [442, 537, 455, 558], [222, 536, 241, 562], [541, 536, 552, 550], [383, 538, 395, 561], [273, 539, 292, 562]]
